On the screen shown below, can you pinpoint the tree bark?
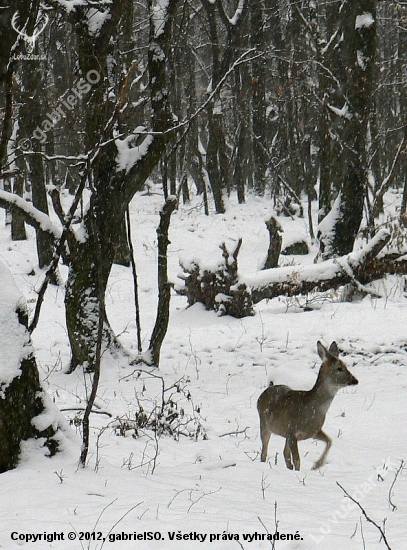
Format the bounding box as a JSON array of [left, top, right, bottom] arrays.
[[262, 217, 283, 269]]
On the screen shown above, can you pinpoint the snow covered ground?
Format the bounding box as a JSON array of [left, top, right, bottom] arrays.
[[0, 188, 405, 549]]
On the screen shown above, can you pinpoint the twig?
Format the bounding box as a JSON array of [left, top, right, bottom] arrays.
[[337, 482, 392, 550], [60, 407, 112, 417], [219, 427, 249, 438], [187, 487, 221, 513], [360, 517, 366, 550], [126, 206, 142, 353], [98, 500, 143, 550], [388, 459, 404, 512]]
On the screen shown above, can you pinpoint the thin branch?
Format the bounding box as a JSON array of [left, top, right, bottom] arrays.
[[60, 407, 112, 418], [126, 206, 142, 353], [388, 460, 404, 512], [337, 482, 392, 550]]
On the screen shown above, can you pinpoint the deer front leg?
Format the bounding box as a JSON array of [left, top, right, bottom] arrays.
[[260, 420, 272, 462], [312, 430, 332, 470]]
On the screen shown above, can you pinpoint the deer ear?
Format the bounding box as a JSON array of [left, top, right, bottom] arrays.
[[329, 341, 339, 357], [317, 341, 328, 360]]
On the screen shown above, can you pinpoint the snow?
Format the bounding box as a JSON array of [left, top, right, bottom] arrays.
[[0, 191, 406, 549], [355, 13, 375, 30], [86, 8, 111, 36], [152, 0, 170, 38], [357, 50, 367, 70], [327, 103, 351, 119], [282, 230, 306, 250], [0, 189, 61, 238], [115, 132, 154, 173], [229, 0, 245, 26], [0, 260, 29, 393]]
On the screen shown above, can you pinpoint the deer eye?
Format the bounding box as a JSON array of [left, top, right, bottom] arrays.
[[337, 367, 343, 372]]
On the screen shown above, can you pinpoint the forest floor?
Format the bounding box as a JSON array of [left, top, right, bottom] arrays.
[[0, 187, 406, 549]]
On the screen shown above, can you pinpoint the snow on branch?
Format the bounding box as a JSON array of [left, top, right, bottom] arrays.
[[0, 260, 29, 392], [48, 0, 86, 14], [0, 190, 61, 239], [115, 130, 154, 174], [355, 12, 375, 30], [228, 0, 246, 25], [152, 0, 170, 38]]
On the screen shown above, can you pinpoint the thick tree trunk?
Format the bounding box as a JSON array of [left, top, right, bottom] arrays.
[[18, 89, 54, 269], [10, 173, 27, 241], [317, 1, 376, 260], [0, 261, 61, 472]]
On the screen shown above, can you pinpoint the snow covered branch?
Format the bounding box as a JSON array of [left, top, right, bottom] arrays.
[[0, 190, 61, 240]]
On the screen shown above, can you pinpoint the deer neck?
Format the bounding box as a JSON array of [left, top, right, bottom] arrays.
[[310, 368, 339, 402]]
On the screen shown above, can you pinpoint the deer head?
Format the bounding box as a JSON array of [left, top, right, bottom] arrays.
[[11, 11, 49, 54]]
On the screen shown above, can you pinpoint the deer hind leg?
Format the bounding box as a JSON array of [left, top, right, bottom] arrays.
[[283, 439, 293, 469], [312, 430, 332, 470], [283, 435, 300, 470], [286, 434, 301, 470], [259, 419, 272, 462]]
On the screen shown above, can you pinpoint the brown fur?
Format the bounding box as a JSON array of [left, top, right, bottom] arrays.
[[257, 341, 358, 470]]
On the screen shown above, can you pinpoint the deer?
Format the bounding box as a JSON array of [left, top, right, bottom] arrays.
[[257, 341, 358, 470]]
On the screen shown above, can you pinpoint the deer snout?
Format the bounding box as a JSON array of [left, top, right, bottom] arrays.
[[349, 375, 358, 386]]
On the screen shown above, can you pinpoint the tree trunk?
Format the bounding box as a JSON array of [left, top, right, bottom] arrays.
[[317, 1, 376, 260], [65, 0, 178, 370], [262, 217, 283, 269], [148, 197, 177, 366], [250, 0, 267, 196], [0, 261, 61, 472], [177, 229, 392, 317], [10, 173, 27, 241], [17, 29, 56, 269]]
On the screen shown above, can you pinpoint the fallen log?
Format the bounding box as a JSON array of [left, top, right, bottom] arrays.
[[176, 229, 406, 317], [241, 229, 393, 304]]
